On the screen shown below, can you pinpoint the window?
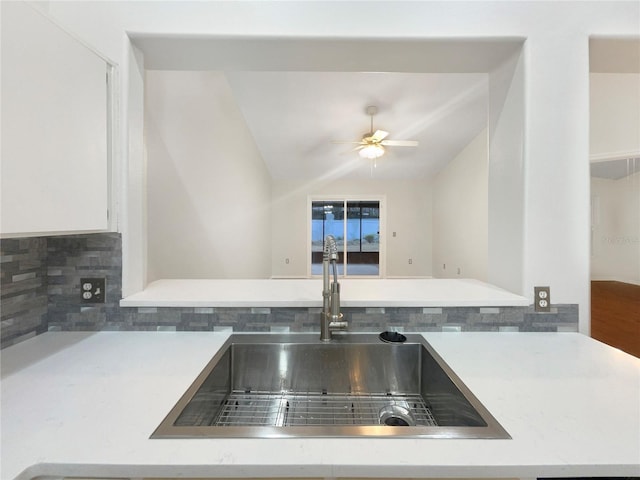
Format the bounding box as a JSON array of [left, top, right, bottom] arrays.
[[311, 199, 381, 276]]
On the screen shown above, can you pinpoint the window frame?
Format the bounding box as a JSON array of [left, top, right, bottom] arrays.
[[307, 194, 386, 278]]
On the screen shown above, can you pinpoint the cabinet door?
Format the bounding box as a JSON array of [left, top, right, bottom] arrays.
[[1, 2, 110, 236]]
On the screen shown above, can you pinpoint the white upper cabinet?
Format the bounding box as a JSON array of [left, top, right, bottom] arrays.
[[1, 2, 111, 237]]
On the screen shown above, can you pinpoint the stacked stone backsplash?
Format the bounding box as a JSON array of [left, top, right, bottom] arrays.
[[1, 237, 48, 347], [120, 305, 579, 334], [1, 233, 123, 348], [1, 232, 578, 349], [47, 233, 123, 332]]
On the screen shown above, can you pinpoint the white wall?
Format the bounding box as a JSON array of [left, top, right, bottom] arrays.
[[433, 130, 488, 281], [590, 73, 640, 161], [123, 43, 147, 294], [591, 173, 640, 285], [271, 179, 432, 278], [40, 1, 640, 333], [145, 71, 272, 280], [521, 30, 591, 334], [487, 50, 525, 294]]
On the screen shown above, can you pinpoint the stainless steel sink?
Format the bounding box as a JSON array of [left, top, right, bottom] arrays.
[[151, 333, 510, 439]]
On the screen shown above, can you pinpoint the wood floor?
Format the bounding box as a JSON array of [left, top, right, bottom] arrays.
[[591, 281, 640, 358]]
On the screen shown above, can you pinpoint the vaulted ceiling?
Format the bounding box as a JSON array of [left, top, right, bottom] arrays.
[[133, 35, 522, 180], [225, 71, 488, 180]]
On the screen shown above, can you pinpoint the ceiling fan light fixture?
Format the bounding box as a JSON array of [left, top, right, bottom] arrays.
[[359, 143, 385, 159]]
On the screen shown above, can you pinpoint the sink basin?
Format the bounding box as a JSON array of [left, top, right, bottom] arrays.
[[151, 333, 510, 439]]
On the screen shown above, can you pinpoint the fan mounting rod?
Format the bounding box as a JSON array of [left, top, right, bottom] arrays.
[[365, 105, 379, 135]]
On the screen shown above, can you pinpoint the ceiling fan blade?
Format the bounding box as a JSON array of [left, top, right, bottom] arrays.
[[381, 140, 419, 147], [332, 140, 366, 145], [370, 130, 389, 142]]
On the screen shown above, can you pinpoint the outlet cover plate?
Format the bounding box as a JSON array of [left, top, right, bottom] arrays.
[[80, 277, 106, 304], [534, 286, 551, 312]]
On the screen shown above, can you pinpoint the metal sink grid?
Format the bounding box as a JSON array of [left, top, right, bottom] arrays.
[[151, 333, 511, 439], [211, 391, 437, 427]]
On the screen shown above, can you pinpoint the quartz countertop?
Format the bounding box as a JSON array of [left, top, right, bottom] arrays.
[[120, 278, 530, 307], [1, 331, 639, 479]]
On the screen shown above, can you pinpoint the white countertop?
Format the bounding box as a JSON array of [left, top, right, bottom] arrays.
[[120, 278, 530, 307], [1, 332, 639, 480]]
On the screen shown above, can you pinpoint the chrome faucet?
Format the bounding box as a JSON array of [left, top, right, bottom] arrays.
[[320, 235, 348, 341]]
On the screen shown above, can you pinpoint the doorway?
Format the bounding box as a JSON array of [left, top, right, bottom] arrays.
[[589, 38, 640, 357], [310, 199, 382, 277]]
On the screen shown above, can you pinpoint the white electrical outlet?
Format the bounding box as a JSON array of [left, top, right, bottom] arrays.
[[534, 286, 551, 312]]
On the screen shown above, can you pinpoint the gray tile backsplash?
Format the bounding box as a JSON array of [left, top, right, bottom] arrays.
[[0, 237, 48, 348], [47, 233, 122, 333], [1, 232, 579, 349]]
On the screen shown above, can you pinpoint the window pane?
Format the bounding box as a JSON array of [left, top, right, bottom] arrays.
[[360, 202, 380, 253], [346, 205, 361, 252], [323, 202, 344, 251], [346, 201, 379, 276], [311, 201, 344, 275], [311, 200, 379, 276], [311, 203, 325, 253]]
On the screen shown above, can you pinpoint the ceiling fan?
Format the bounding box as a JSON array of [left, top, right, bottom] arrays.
[[333, 106, 418, 159]]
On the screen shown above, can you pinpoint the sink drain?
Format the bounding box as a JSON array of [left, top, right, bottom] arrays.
[[379, 404, 416, 427]]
